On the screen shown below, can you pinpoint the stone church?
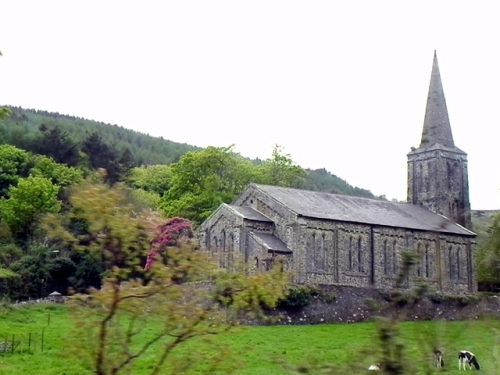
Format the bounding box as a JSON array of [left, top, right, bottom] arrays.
[[201, 51, 476, 294]]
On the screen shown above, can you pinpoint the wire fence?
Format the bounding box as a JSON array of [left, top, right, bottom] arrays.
[[0, 329, 46, 354]]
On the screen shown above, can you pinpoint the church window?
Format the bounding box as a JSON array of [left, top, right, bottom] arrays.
[[392, 239, 398, 275], [448, 246, 454, 280], [212, 236, 218, 251], [417, 164, 423, 195], [322, 233, 327, 271], [425, 243, 430, 278], [206, 230, 210, 250], [447, 161, 456, 190], [358, 236, 363, 272], [311, 232, 316, 269], [425, 162, 431, 191], [220, 230, 226, 268], [348, 236, 353, 271], [228, 233, 234, 269], [456, 247, 461, 280], [383, 240, 389, 275], [416, 243, 422, 277], [254, 257, 259, 271], [314, 233, 326, 271]]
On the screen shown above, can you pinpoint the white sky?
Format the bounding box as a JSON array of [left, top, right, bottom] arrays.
[[1, 1, 499, 209]]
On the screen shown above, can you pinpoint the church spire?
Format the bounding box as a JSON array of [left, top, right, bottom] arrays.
[[420, 50, 455, 149]]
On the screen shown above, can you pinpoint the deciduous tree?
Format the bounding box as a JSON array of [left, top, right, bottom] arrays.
[[0, 144, 30, 197], [40, 177, 289, 375], [256, 144, 307, 188], [160, 145, 258, 224], [0, 175, 60, 236]]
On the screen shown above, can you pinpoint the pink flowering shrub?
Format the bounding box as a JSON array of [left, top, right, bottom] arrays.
[[144, 217, 194, 270]]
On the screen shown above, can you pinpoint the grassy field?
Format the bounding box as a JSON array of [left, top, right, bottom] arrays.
[[0, 304, 500, 374]]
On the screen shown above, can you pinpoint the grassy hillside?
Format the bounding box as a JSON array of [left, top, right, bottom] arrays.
[[0, 106, 376, 198]]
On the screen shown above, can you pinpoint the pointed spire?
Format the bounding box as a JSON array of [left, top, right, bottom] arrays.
[[420, 51, 455, 149]]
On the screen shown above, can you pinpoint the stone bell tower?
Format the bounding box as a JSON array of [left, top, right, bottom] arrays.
[[407, 51, 472, 229]]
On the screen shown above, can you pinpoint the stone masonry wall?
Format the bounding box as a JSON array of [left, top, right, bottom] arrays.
[[407, 148, 472, 229], [266, 285, 499, 326]]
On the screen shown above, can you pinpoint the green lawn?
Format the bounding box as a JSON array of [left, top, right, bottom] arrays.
[[0, 304, 499, 374]]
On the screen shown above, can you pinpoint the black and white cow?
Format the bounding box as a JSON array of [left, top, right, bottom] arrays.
[[458, 350, 480, 370], [434, 349, 444, 368]]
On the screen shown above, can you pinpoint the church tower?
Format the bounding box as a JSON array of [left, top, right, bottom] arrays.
[[407, 51, 472, 229]]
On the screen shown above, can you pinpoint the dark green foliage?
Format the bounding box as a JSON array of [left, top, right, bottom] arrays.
[[81, 132, 124, 183], [277, 285, 319, 310], [0, 243, 23, 266], [1, 106, 201, 166], [10, 255, 50, 299], [303, 168, 376, 198], [32, 124, 80, 166], [45, 257, 77, 294]]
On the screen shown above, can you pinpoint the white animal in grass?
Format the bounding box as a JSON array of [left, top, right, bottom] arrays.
[[368, 363, 380, 371], [458, 350, 480, 370]]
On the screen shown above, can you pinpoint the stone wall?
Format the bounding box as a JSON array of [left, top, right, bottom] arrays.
[[266, 285, 500, 325], [407, 148, 472, 229]]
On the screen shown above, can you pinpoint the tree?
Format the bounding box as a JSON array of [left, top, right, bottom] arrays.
[[0, 175, 60, 236], [0, 144, 30, 197], [32, 124, 81, 166], [477, 211, 500, 288], [124, 164, 173, 196], [81, 132, 122, 184], [256, 144, 307, 188], [159, 146, 258, 224], [40, 178, 289, 375], [29, 154, 84, 188]]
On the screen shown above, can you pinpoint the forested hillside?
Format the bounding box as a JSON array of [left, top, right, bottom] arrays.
[[0, 106, 378, 300], [1, 106, 376, 198]]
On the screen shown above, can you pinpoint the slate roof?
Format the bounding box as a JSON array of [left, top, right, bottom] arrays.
[[251, 232, 292, 253], [251, 184, 475, 236], [225, 204, 272, 222]]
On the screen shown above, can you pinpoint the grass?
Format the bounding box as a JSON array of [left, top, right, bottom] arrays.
[[1, 304, 500, 374]]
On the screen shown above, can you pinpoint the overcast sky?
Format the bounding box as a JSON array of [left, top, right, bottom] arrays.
[[1, 1, 499, 209]]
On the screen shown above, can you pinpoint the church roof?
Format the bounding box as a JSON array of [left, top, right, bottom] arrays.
[[414, 51, 466, 154], [251, 232, 292, 253], [250, 184, 475, 236], [224, 204, 272, 222]]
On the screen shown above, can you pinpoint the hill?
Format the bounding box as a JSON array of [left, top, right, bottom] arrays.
[[0, 106, 377, 198]]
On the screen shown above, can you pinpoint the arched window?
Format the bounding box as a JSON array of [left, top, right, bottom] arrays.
[[426, 162, 431, 191], [348, 236, 353, 271], [358, 236, 362, 272], [311, 232, 316, 269], [448, 246, 454, 280], [447, 161, 452, 190], [383, 240, 388, 275], [456, 247, 461, 280], [416, 243, 422, 277], [220, 230, 226, 268], [425, 243, 430, 278], [228, 233, 234, 269], [321, 233, 327, 271], [417, 164, 424, 195], [392, 239, 397, 274], [212, 236, 218, 254]]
